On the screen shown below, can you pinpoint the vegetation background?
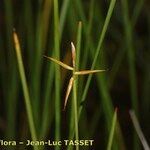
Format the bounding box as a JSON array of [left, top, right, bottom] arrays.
[[0, 0, 149, 150]]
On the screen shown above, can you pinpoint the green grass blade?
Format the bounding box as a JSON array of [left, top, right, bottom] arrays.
[[13, 32, 38, 150], [54, 0, 61, 149], [76, 0, 95, 101], [107, 108, 118, 150], [76, 22, 82, 71], [30, 0, 52, 130], [75, 21, 82, 95], [67, 23, 82, 150], [4, 1, 19, 146], [23, 0, 34, 66], [40, 63, 55, 139], [73, 77, 79, 150], [40, 0, 69, 139], [79, 0, 116, 118], [71, 22, 82, 150], [60, 0, 71, 35]]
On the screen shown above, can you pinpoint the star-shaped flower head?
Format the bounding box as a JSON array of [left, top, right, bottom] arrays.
[[44, 42, 106, 110]]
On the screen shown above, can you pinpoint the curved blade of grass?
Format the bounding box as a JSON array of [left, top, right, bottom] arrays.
[[75, 0, 95, 108], [13, 31, 38, 150], [129, 110, 150, 150], [107, 108, 118, 150], [79, 0, 116, 108]]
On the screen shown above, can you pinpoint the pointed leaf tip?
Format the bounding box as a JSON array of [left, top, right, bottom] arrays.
[[13, 31, 20, 51]]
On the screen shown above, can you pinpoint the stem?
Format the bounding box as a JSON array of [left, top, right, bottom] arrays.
[[80, 0, 116, 110], [107, 109, 117, 150], [13, 32, 38, 150], [73, 74, 79, 150], [54, 0, 61, 150]]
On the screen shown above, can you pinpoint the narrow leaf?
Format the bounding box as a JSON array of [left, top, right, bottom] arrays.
[[71, 42, 76, 68], [107, 108, 117, 150], [63, 77, 74, 110], [74, 69, 106, 75], [13, 31, 38, 150], [44, 55, 73, 70]]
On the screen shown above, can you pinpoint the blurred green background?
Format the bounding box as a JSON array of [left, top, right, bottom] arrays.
[[0, 0, 150, 150]]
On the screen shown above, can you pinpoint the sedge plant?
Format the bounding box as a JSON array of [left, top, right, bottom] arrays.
[[44, 42, 106, 150]]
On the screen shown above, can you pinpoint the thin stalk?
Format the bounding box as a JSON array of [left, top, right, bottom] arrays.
[[79, 0, 116, 109], [107, 109, 117, 150], [13, 32, 38, 150], [68, 0, 118, 147], [54, 0, 61, 150], [92, 47, 125, 150], [68, 22, 82, 150], [41, 0, 70, 139], [73, 75, 79, 150], [75, 0, 95, 102], [40, 64, 55, 139], [76, 22, 82, 97], [31, 11, 43, 129], [60, 0, 71, 35], [76, 22, 82, 71]]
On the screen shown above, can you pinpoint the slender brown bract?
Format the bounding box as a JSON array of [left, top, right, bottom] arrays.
[[44, 55, 73, 70], [75, 70, 106, 75], [63, 77, 74, 110], [44, 42, 107, 110]]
